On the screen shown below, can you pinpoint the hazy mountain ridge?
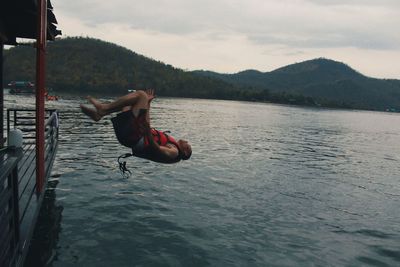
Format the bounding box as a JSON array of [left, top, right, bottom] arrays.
[[3, 37, 400, 110], [193, 58, 400, 110], [3, 37, 239, 99]]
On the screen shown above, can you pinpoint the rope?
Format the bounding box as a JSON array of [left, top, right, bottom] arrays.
[[117, 153, 133, 178]]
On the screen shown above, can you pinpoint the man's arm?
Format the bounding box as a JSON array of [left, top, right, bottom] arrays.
[[144, 89, 155, 126]]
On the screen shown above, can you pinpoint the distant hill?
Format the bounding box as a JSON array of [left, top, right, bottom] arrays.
[[3, 37, 400, 110], [193, 58, 400, 110], [3, 37, 239, 99]]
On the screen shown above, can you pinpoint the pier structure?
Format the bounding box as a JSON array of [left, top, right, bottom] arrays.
[[0, 1, 61, 266]]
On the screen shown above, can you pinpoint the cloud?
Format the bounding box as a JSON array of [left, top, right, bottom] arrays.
[[56, 0, 400, 50], [54, 0, 400, 78], [305, 0, 400, 6]]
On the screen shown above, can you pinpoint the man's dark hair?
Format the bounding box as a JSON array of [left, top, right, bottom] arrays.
[[181, 150, 192, 160]]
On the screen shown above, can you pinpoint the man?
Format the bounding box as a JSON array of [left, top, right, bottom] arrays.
[[80, 89, 192, 164]]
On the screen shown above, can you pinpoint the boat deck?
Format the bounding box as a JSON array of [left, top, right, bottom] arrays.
[[0, 109, 58, 267]]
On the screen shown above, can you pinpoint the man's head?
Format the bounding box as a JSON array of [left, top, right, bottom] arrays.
[[177, 139, 192, 160]]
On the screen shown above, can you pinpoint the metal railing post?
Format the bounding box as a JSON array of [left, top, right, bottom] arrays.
[[35, 0, 47, 194], [0, 41, 3, 148]]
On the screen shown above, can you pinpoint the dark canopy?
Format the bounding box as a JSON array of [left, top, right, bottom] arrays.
[[0, 0, 61, 45]]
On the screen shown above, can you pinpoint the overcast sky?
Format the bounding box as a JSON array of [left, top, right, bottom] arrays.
[[54, 0, 400, 78]]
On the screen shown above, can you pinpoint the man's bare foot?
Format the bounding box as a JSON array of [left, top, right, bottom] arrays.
[[87, 96, 106, 116], [80, 104, 101, 121]]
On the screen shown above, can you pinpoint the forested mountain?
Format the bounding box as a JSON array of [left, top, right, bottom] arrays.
[[3, 37, 240, 99], [193, 59, 400, 110], [3, 37, 400, 110]]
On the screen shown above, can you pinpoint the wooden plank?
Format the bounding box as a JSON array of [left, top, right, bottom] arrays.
[[18, 186, 39, 262], [18, 151, 36, 196], [0, 217, 12, 254], [0, 190, 11, 215], [0, 208, 11, 242], [0, 156, 18, 185], [0, 246, 11, 267], [17, 144, 35, 175], [0, 231, 18, 267], [18, 171, 36, 224]]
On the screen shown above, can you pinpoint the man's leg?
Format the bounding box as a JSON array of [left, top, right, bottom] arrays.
[[89, 90, 149, 116], [80, 105, 102, 121], [81, 91, 150, 122]]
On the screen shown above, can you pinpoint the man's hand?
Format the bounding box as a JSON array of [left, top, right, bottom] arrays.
[[145, 89, 155, 103]]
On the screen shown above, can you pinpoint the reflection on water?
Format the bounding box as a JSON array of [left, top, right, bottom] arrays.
[[24, 179, 63, 267], [5, 94, 400, 267]]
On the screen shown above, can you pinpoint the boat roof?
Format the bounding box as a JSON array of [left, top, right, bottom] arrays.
[[0, 0, 61, 45]]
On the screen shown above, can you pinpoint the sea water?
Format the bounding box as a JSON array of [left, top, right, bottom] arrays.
[[5, 94, 400, 267]]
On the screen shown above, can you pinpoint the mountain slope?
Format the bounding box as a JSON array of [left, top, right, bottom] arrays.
[[3, 38, 400, 110], [3, 37, 238, 98], [193, 58, 400, 110]]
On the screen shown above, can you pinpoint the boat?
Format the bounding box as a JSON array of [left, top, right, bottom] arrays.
[[7, 81, 35, 94]]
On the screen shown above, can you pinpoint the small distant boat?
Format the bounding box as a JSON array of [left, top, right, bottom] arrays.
[[45, 90, 59, 101], [46, 95, 59, 101], [8, 81, 35, 94], [128, 89, 136, 93]]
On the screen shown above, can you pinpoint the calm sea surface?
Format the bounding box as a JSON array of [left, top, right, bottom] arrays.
[[5, 94, 400, 267]]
